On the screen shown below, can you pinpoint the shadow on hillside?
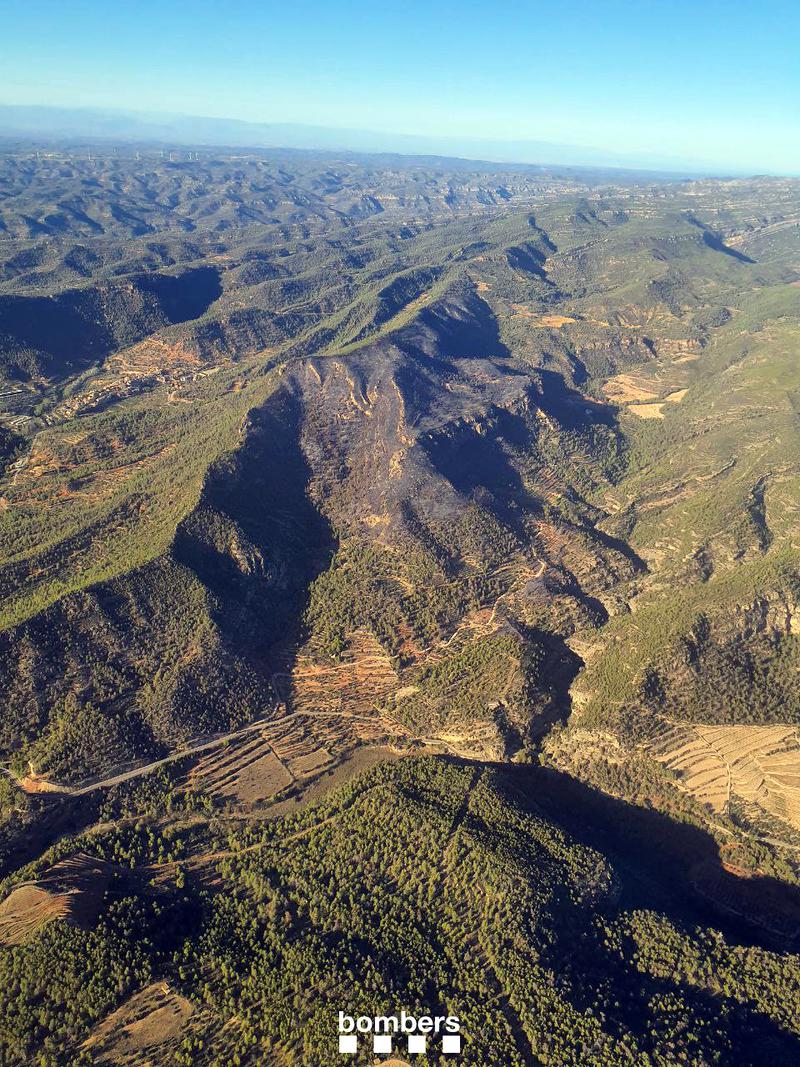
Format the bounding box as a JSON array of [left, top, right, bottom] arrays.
[[494, 762, 800, 953], [173, 382, 335, 683], [0, 266, 222, 379], [535, 369, 616, 428], [417, 288, 510, 361]]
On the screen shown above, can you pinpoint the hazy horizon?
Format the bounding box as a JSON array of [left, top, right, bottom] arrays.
[[0, 102, 792, 179], [2, 0, 799, 175]]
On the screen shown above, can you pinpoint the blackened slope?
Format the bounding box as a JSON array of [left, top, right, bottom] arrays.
[[412, 280, 510, 361], [292, 282, 636, 753]]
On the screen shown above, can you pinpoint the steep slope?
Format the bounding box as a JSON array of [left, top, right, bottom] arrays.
[[0, 267, 222, 378], [289, 277, 633, 757]]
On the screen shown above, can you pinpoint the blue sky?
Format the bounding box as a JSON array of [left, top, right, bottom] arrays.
[[1, 0, 799, 172]]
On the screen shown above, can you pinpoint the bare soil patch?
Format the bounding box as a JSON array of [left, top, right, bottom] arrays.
[[83, 982, 194, 1064], [188, 733, 292, 804], [265, 745, 401, 819], [289, 630, 400, 723], [0, 853, 112, 945], [627, 402, 666, 419], [509, 306, 576, 328], [602, 374, 660, 404], [109, 336, 202, 377]]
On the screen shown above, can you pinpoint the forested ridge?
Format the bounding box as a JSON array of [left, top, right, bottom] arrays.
[[2, 759, 800, 1066]]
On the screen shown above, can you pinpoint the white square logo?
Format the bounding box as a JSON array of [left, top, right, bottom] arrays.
[[373, 1034, 392, 1054], [339, 1034, 357, 1054], [443, 1034, 461, 1054], [408, 1033, 427, 1054]]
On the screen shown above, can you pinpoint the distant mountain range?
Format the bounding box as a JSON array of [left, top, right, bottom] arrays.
[[0, 103, 731, 175]]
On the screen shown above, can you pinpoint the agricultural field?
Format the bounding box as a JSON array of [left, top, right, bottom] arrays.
[[651, 724, 800, 832]]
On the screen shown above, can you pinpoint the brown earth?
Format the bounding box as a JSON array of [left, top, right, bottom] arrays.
[[188, 735, 294, 804], [602, 374, 660, 403], [263, 745, 402, 819], [627, 402, 666, 419], [183, 689, 406, 812], [108, 336, 203, 377], [82, 982, 194, 1064], [0, 853, 113, 945], [509, 305, 576, 327], [651, 723, 800, 832], [287, 630, 403, 725]]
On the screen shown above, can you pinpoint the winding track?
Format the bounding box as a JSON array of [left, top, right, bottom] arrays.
[[0, 702, 430, 800], [2, 716, 278, 798]]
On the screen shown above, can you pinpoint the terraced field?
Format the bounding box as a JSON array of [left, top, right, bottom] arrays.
[[183, 708, 376, 808], [652, 723, 800, 832], [284, 630, 401, 724]]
